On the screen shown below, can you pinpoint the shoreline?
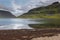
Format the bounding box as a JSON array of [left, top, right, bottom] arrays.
[[0, 28, 60, 40]]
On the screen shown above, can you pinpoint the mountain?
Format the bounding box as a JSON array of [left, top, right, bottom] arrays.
[[0, 10, 16, 18], [17, 2, 60, 19]]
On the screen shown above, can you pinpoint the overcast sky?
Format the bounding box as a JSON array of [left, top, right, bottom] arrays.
[[0, 0, 60, 16]]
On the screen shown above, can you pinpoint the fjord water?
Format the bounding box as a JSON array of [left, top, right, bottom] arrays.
[[0, 18, 45, 30]]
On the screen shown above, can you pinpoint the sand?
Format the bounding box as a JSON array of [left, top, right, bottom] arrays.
[[32, 34, 60, 40]]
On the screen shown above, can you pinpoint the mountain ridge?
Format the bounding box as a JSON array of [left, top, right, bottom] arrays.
[[0, 10, 16, 18], [17, 2, 60, 19]]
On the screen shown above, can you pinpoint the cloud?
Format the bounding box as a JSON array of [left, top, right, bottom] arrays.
[[0, 4, 7, 10], [11, 0, 60, 16], [0, 0, 60, 16], [0, 3, 13, 13]]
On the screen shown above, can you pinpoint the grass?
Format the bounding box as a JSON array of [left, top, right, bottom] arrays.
[[18, 14, 60, 19]]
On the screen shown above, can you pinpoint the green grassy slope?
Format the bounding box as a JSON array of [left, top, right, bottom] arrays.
[[17, 2, 60, 19]]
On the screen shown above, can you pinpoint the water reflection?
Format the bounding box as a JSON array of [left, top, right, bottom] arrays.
[[0, 18, 45, 30]]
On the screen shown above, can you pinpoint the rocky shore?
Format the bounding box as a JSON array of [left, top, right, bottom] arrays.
[[0, 28, 60, 40]]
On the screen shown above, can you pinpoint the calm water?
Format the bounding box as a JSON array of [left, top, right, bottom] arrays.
[[0, 18, 45, 30]]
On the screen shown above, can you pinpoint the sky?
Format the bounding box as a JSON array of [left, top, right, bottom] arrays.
[[0, 0, 60, 16]]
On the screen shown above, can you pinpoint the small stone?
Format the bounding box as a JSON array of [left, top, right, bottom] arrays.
[[16, 39, 20, 40], [22, 36, 28, 38], [4, 33, 7, 35]]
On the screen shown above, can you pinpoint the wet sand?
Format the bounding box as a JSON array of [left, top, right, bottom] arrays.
[[32, 34, 60, 40], [0, 28, 60, 40]]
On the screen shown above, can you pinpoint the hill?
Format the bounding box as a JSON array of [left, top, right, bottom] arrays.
[[17, 2, 60, 19], [0, 10, 16, 18]]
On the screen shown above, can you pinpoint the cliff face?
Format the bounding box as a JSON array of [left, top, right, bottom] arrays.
[[0, 10, 16, 18]]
